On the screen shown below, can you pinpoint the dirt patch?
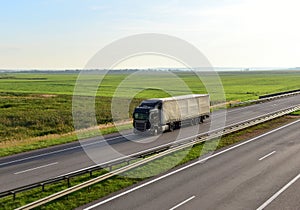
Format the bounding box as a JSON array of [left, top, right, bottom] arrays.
[[37, 94, 57, 98], [98, 120, 132, 129], [211, 100, 240, 109]]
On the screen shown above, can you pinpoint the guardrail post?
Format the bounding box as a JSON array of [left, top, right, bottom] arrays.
[[12, 191, 16, 200], [89, 170, 92, 177], [41, 183, 45, 192], [65, 177, 70, 188]]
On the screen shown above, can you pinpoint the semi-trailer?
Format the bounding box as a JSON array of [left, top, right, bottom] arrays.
[[133, 94, 210, 135]]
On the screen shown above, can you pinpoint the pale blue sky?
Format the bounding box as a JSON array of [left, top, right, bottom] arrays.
[[1, 0, 299, 69]]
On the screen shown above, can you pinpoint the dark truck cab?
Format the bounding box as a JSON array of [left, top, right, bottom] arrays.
[[133, 99, 162, 135]]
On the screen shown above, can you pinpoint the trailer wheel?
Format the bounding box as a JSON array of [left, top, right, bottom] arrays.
[[200, 116, 204, 123], [151, 127, 159, 136]]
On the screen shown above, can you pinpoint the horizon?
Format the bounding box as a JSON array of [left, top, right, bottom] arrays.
[[1, 67, 299, 72]]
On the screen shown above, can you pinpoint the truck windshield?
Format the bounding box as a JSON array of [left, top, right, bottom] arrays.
[[134, 112, 149, 120]]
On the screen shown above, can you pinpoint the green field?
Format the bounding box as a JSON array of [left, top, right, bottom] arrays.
[[0, 70, 299, 155], [1, 71, 300, 99]]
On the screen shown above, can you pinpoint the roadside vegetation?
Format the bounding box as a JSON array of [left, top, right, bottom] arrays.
[[0, 115, 298, 210], [0, 71, 299, 156], [290, 110, 300, 115]]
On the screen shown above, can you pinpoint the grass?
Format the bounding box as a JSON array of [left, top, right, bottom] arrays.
[[0, 115, 298, 210], [0, 92, 140, 156], [0, 70, 299, 156], [1, 71, 300, 99], [291, 110, 300, 115]]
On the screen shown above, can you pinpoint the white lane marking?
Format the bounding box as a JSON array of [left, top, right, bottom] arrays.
[[259, 151, 276, 161], [83, 119, 300, 210], [14, 162, 58, 175], [0, 134, 133, 167], [257, 172, 300, 210], [169, 195, 195, 210]]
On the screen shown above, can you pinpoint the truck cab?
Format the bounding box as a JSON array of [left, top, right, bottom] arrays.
[[133, 99, 162, 135]]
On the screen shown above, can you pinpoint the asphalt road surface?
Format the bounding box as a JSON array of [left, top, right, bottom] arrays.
[[82, 119, 300, 210], [0, 94, 299, 192]]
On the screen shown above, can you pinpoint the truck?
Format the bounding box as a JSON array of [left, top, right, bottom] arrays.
[[133, 94, 210, 135]]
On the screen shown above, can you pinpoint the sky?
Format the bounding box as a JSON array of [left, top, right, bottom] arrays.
[[0, 0, 300, 70]]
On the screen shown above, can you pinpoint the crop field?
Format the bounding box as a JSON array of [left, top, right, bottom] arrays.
[[0, 70, 299, 155], [1, 71, 300, 99]]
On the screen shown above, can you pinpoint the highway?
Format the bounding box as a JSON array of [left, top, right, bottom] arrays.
[[0, 94, 299, 192], [82, 119, 300, 210]]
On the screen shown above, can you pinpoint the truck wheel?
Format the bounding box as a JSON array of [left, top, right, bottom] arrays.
[[169, 123, 175, 132], [151, 127, 159, 136]]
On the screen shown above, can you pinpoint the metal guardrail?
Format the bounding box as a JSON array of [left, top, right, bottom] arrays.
[[259, 89, 300, 99], [230, 90, 300, 107], [0, 145, 169, 199], [14, 104, 300, 209]]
